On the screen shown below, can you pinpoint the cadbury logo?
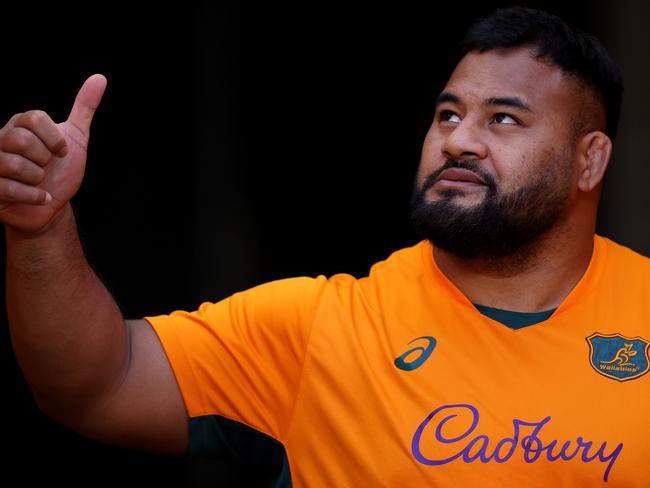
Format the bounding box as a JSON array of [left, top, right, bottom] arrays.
[[411, 403, 623, 482]]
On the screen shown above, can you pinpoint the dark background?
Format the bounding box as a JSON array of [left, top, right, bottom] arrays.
[[1, 1, 648, 486]]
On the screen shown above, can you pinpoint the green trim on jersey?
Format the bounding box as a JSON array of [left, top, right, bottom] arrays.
[[474, 304, 556, 329], [187, 415, 291, 487]]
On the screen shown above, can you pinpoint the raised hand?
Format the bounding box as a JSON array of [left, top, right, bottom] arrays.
[[0, 74, 107, 233]]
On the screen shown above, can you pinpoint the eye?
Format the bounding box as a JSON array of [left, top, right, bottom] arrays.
[[439, 110, 461, 124], [492, 113, 519, 125]]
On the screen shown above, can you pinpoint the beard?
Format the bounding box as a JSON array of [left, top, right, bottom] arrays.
[[410, 158, 573, 260]]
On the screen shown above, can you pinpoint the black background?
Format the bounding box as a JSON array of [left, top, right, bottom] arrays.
[[0, 1, 644, 486]]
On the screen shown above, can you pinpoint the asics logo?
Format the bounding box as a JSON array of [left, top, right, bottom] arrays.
[[394, 336, 437, 371]]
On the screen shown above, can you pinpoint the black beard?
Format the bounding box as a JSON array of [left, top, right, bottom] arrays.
[[410, 159, 571, 260]]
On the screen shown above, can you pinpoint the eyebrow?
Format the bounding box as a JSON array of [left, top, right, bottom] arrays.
[[485, 96, 532, 113], [436, 92, 461, 106], [436, 91, 533, 113]]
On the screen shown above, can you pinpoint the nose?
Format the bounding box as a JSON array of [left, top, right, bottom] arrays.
[[440, 118, 488, 161]]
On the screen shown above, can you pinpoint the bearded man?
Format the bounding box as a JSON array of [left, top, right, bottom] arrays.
[[2, 6, 646, 488]]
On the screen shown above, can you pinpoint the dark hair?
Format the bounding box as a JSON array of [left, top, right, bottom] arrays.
[[461, 6, 623, 141]]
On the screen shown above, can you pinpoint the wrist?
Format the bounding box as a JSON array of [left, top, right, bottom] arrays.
[[5, 204, 75, 242]]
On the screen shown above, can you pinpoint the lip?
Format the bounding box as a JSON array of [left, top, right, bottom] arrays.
[[435, 168, 486, 187]]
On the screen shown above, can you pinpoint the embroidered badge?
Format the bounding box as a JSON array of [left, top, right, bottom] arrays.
[[586, 332, 650, 382]]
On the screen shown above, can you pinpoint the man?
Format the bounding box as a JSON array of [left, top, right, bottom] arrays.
[[2, 6, 646, 487]]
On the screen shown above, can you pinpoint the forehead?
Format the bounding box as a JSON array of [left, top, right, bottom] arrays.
[[443, 48, 576, 111]]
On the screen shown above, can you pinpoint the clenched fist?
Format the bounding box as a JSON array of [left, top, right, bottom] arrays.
[[0, 75, 107, 234]]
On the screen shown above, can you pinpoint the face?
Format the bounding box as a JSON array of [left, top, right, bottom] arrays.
[[411, 47, 581, 259]]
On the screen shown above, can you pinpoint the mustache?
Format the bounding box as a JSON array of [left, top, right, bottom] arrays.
[[422, 159, 497, 192]]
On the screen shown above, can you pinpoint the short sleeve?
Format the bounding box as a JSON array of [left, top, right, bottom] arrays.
[[144, 275, 327, 441]]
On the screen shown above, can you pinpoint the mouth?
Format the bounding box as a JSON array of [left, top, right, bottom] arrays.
[[434, 168, 487, 189]]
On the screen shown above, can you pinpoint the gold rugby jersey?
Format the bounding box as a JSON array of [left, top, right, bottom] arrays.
[[146, 235, 650, 487]]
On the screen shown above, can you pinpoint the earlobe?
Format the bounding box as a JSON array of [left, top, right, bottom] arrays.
[[577, 132, 612, 192]]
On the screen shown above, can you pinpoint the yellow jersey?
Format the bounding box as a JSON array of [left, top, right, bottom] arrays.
[[146, 235, 650, 487]]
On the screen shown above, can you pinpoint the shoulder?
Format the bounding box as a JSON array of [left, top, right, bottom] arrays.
[[597, 235, 650, 294], [364, 240, 430, 279], [599, 235, 650, 271], [350, 241, 431, 309], [286, 241, 428, 302], [218, 242, 431, 317]]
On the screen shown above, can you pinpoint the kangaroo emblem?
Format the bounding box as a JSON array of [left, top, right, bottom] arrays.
[[602, 343, 637, 366], [587, 333, 650, 382]]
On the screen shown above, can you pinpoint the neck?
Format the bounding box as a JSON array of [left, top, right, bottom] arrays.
[[433, 220, 595, 312]]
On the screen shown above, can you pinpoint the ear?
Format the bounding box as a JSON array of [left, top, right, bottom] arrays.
[[576, 131, 612, 192]]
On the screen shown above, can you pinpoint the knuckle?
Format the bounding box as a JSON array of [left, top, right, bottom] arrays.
[[2, 179, 20, 200], [2, 155, 21, 178], [3, 112, 23, 130], [0, 130, 16, 150], [9, 129, 31, 151], [23, 110, 47, 126], [19, 110, 49, 129]]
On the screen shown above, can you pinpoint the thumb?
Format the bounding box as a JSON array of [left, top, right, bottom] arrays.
[[67, 74, 107, 135]]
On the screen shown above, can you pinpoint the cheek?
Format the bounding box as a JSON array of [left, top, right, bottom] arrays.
[[493, 144, 574, 193], [417, 129, 444, 183], [422, 121, 449, 156], [484, 143, 536, 191]]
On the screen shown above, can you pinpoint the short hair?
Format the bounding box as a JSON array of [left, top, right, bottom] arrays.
[[460, 6, 623, 141]]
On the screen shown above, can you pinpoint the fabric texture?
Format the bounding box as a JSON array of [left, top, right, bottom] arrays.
[[146, 235, 650, 487]]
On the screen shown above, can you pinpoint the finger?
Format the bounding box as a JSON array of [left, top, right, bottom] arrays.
[[0, 153, 45, 185], [67, 74, 107, 136], [2, 127, 53, 166], [14, 110, 68, 157], [5, 112, 24, 127], [0, 177, 51, 205]]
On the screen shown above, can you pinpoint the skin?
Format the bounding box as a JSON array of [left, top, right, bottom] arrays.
[[0, 46, 613, 457], [1, 75, 188, 455], [415, 47, 612, 312]]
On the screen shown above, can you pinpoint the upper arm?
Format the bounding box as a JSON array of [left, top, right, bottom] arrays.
[[62, 276, 324, 457], [142, 277, 325, 442], [67, 319, 189, 456]]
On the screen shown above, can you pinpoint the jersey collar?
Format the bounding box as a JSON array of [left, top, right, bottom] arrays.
[[420, 235, 607, 319]]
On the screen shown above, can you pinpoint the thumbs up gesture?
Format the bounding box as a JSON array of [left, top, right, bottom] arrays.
[[0, 74, 107, 233]]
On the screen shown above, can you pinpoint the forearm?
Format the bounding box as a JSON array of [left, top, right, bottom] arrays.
[[6, 204, 129, 420]]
